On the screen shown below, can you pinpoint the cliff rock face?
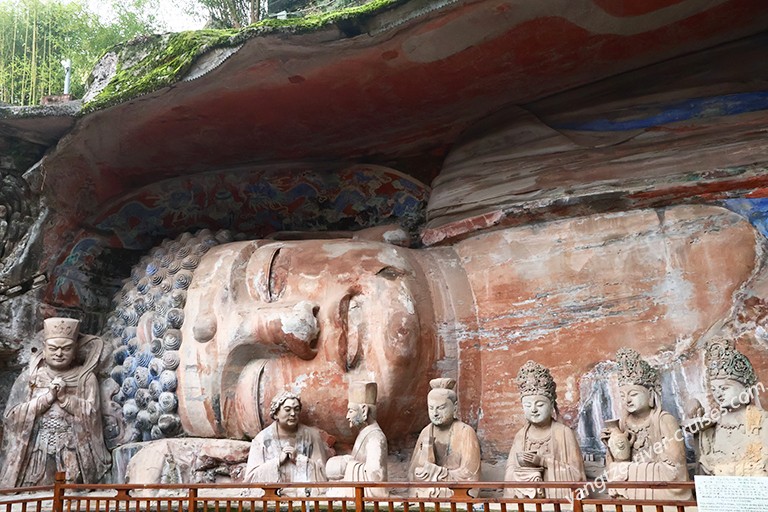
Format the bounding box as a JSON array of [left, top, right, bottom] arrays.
[[0, 162, 48, 392], [3, 0, 768, 485]]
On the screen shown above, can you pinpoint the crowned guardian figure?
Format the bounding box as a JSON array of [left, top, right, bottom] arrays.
[[0, 317, 111, 486]]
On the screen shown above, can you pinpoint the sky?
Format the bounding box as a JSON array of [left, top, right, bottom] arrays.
[[83, 0, 207, 32]]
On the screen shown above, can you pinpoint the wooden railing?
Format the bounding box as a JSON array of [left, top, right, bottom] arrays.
[[0, 475, 698, 512]]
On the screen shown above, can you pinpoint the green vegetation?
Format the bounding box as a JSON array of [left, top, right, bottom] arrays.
[[0, 0, 162, 105], [82, 0, 404, 112], [0, 0, 405, 109], [83, 29, 240, 111], [188, 0, 387, 29]]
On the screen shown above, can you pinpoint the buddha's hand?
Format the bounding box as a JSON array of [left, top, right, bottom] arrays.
[[47, 377, 65, 403], [280, 445, 297, 465], [520, 452, 545, 468], [685, 399, 705, 419], [414, 462, 441, 480]]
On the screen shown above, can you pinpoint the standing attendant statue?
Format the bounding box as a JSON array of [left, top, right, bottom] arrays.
[[326, 381, 388, 497], [408, 378, 481, 498], [0, 317, 111, 486], [601, 348, 691, 500], [245, 391, 329, 496], [504, 361, 585, 499], [690, 339, 768, 476]]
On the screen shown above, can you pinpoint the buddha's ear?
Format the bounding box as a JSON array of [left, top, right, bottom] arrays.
[[649, 390, 656, 409], [352, 225, 410, 247], [361, 404, 369, 419]]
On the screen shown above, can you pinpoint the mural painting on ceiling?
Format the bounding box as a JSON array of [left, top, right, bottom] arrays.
[[551, 91, 768, 132], [50, 165, 430, 313], [91, 165, 430, 250]]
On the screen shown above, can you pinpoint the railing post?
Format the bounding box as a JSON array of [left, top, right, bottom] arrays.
[[53, 472, 65, 512], [571, 487, 583, 512], [354, 485, 364, 512], [188, 486, 198, 512]]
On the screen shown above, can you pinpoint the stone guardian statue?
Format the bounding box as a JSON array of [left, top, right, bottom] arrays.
[[504, 361, 585, 499], [601, 348, 691, 500], [0, 317, 111, 486], [692, 339, 768, 476], [326, 381, 388, 497], [408, 377, 481, 498], [245, 391, 329, 495]]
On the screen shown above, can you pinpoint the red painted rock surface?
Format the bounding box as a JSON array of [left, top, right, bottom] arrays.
[[452, 205, 759, 456]]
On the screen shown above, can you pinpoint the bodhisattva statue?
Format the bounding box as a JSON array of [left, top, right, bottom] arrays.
[[408, 378, 481, 498], [601, 348, 691, 500], [0, 318, 111, 486], [245, 391, 329, 495], [504, 361, 585, 499], [691, 339, 768, 476], [326, 381, 388, 497]]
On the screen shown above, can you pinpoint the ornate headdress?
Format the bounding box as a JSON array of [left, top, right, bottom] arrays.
[[705, 338, 757, 387], [43, 317, 80, 342], [616, 348, 660, 394], [269, 390, 302, 419], [516, 360, 557, 405], [348, 381, 377, 405]]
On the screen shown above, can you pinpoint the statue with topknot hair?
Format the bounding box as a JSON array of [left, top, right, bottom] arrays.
[[408, 378, 481, 498]]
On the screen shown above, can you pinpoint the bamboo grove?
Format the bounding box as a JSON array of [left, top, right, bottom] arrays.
[[0, 0, 161, 106]]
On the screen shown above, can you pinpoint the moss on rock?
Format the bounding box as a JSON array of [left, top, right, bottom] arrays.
[[82, 0, 406, 113]]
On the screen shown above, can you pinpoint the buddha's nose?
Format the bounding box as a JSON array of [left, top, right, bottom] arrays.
[[192, 300, 320, 360], [246, 301, 320, 360]]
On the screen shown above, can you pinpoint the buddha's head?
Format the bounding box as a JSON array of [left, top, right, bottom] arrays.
[[178, 237, 437, 440]]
